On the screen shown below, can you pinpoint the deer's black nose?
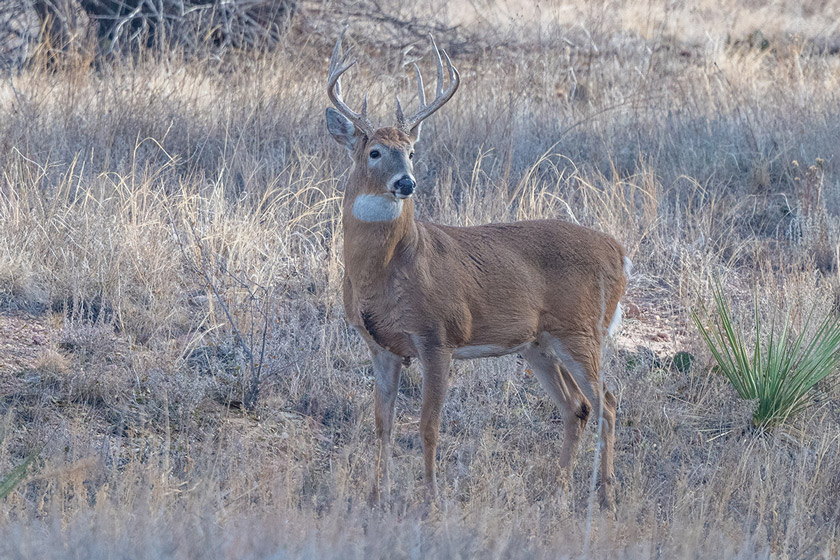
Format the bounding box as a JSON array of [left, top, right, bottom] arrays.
[[395, 175, 415, 197]]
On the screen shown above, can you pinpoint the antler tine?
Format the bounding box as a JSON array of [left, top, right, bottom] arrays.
[[327, 30, 354, 93], [414, 62, 426, 109], [333, 47, 354, 96], [430, 35, 444, 98], [395, 95, 405, 127], [361, 94, 370, 123], [441, 48, 457, 84], [399, 35, 460, 133], [395, 62, 424, 128], [327, 31, 344, 74], [326, 30, 375, 136]]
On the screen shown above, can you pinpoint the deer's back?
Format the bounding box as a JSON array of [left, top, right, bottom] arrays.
[[414, 219, 627, 343], [426, 219, 625, 284]]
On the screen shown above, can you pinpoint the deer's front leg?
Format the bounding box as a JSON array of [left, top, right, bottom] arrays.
[[416, 341, 453, 499], [370, 347, 402, 506]]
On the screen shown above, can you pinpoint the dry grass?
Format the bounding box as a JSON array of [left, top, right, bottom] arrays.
[[1, 1, 839, 557]]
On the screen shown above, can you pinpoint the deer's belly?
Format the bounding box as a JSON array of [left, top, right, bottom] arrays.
[[453, 342, 531, 360]]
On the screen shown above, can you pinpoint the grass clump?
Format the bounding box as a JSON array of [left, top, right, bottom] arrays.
[[693, 282, 840, 428]]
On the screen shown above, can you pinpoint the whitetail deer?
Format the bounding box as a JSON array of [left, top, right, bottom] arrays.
[[325, 32, 630, 508]]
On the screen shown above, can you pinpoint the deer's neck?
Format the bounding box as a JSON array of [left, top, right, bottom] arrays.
[[343, 186, 419, 291]]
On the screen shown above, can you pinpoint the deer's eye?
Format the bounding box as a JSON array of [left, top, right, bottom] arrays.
[[369, 150, 381, 159], [409, 151, 414, 160]]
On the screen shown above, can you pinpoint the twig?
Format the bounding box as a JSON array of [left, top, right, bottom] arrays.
[[168, 209, 272, 411]]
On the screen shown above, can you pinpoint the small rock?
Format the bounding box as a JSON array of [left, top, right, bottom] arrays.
[[624, 302, 641, 319]]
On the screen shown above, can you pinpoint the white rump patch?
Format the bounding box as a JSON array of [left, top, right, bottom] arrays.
[[352, 194, 403, 222], [623, 256, 633, 278], [607, 302, 622, 337], [453, 343, 530, 360], [605, 256, 632, 338]]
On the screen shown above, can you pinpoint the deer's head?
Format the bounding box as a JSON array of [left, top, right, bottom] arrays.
[[325, 32, 459, 207]]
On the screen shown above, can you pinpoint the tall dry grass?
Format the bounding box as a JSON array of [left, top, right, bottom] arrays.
[[1, 1, 839, 557]]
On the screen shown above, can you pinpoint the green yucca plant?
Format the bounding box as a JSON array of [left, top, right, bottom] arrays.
[[0, 451, 38, 500], [692, 282, 840, 428]]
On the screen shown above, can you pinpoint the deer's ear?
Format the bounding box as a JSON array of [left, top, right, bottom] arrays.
[[326, 108, 363, 155]]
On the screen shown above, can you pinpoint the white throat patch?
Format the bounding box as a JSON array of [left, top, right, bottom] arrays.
[[352, 194, 403, 222]]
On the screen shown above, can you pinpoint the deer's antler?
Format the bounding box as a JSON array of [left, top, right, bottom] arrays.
[[327, 29, 375, 137], [395, 35, 460, 134]]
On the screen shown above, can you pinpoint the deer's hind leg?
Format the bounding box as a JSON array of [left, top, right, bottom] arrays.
[[522, 342, 591, 493], [547, 333, 617, 509]]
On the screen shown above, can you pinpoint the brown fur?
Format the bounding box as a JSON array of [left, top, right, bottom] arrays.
[[333, 126, 629, 509]]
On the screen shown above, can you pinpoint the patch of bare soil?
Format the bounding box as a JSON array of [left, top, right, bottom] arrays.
[[617, 292, 692, 362]]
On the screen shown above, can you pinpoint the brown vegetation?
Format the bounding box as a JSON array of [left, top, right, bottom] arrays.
[[1, 1, 839, 557]]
